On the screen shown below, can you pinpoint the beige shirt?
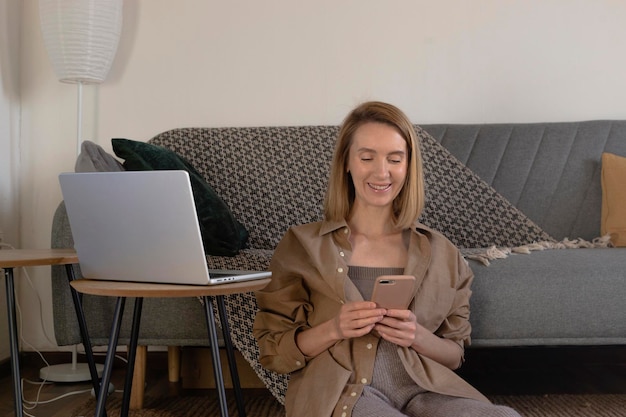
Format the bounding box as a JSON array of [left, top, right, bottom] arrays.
[[253, 219, 489, 417]]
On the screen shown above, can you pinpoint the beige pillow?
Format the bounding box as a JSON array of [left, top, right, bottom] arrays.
[[601, 152, 626, 247]]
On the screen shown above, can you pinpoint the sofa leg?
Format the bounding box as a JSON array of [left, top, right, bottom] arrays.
[[168, 346, 181, 383], [130, 345, 147, 409]]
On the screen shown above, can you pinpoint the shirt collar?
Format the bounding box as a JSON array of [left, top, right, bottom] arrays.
[[319, 218, 349, 236]]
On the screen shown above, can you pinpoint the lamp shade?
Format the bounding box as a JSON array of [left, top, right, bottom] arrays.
[[39, 0, 123, 84]]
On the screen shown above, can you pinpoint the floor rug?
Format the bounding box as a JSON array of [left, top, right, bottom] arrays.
[[72, 393, 626, 417]]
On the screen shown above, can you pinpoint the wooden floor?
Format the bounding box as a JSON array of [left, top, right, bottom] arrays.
[[1, 346, 625, 417]]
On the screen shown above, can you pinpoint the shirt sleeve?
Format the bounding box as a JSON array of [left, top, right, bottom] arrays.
[[252, 228, 311, 374], [435, 250, 474, 350]]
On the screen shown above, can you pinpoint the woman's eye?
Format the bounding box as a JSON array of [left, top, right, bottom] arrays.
[[389, 159, 402, 164]]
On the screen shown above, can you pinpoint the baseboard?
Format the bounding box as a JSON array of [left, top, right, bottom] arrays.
[[3, 346, 623, 384], [463, 345, 626, 369], [2, 348, 261, 390], [0, 349, 171, 380]]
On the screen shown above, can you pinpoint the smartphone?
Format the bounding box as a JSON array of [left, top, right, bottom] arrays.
[[370, 275, 416, 309]]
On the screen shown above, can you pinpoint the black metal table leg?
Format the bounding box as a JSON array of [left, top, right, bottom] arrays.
[[4, 267, 23, 417], [120, 297, 143, 417], [65, 264, 105, 401], [95, 297, 126, 417], [203, 296, 230, 417], [216, 295, 246, 417]]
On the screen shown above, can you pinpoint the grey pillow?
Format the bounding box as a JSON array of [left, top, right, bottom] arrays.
[[75, 140, 124, 172]]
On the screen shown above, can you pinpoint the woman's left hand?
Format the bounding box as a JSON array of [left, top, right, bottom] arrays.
[[374, 309, 465, 370], [373, 309, 420, 348]]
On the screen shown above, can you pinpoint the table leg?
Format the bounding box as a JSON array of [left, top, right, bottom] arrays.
[[203, 296, 229, 417], [216, 295, 246, 417], [65, 264, 104, 399], [121, 297, 143, 417], [4, 267, 23, 417], [95, 297, 126, 417]]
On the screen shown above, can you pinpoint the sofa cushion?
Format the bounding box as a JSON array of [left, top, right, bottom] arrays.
[[601, 152, 626, 247], [111, 138, 249, 256], [75, 140, 124, 172], [468, 248, 626, 346]]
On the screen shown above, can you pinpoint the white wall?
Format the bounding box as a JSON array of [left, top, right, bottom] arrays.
[[0, 0, 22, 362], [12, 0, 626, 355]]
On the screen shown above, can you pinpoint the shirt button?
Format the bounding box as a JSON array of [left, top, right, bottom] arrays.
[[341, 413, 347, 417], [343, 405, 348, 410], [361, 378, 367, 384], [337, 267, 344, 273], [344, 228, 349, 234], [351, 392, 357, 397], [295, 361, 302, 366], [366, 343, 373, 349], [339, 251, 345, 257]]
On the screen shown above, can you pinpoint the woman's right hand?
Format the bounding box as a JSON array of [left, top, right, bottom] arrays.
[[332, 301, 386, 340], [297, 301, 386, 358]]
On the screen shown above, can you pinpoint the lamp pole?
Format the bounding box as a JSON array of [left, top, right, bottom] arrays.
[[38, 0, 123, 383]]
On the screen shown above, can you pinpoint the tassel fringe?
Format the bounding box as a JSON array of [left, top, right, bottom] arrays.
[[464, 234, 614, 266]]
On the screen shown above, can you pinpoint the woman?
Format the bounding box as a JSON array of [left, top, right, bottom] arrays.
[[253, 101, 520, 417]]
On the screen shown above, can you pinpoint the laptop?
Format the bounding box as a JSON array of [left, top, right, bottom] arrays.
[[58, 170, 271, 285]]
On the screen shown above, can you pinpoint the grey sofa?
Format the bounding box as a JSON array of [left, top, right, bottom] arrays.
[[51, 120, 626, 402]]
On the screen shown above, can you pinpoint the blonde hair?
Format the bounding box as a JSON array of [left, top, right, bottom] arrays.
[[323, 101, 424, 229]]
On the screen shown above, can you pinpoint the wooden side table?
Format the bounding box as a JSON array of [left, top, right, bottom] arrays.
[[70, 277, 271, 417], [0, 249, 104, 417]]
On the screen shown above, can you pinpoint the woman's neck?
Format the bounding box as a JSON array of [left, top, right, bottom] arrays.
[[348, 206, 398, 238], [346, 212, 408, 267]]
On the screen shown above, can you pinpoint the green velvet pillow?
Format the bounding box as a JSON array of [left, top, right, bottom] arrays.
[[111, 138, 249, 256]]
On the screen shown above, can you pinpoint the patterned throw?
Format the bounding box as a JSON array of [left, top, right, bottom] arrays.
[[149, 125, 609, 404]]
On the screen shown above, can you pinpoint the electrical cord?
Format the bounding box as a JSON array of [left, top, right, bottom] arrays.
[[22, 378, 91, 405], [1, 241, 123, 415]]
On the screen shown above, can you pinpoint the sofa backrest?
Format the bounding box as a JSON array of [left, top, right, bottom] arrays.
[[150, 121, 626, 247], [422, 120, 626, 241]]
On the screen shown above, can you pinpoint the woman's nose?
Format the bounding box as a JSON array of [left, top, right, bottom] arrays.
[[374, 160, 390, 177]]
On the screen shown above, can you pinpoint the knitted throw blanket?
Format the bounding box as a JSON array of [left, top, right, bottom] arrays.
[[196, 126, 610, 404]]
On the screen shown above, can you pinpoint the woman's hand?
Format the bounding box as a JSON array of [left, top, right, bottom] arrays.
[[296, 301, 385, 358], [332, 301, 387, 340], [374, 309, 464, 370], [373, 309, 419, 347]]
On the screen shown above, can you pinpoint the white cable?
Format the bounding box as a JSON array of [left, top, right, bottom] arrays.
[[4, 239, 91, 413], [22, 378, 52, 385], [4, 239, 126, 412], [16, 300, 51, 369], [21, 265, 58, 346], [21, 376, 46, 411], [3, 240, 56, 346], [22, 378, 91, 405]]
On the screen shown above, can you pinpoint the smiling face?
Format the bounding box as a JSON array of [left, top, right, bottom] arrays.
[[346, 122, 408, 215]]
